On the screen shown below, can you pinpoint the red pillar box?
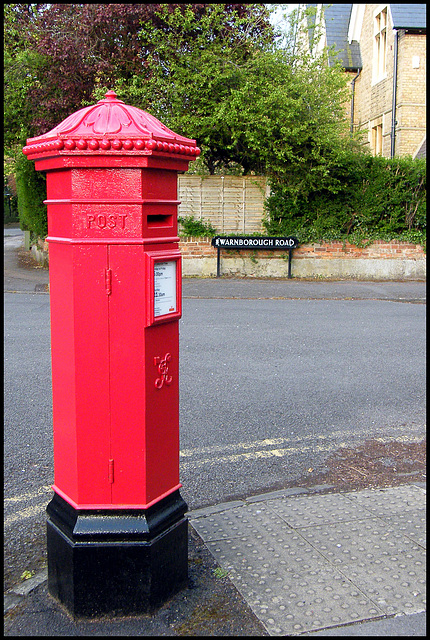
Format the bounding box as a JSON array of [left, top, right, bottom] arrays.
[[22, 91, 200, 617]]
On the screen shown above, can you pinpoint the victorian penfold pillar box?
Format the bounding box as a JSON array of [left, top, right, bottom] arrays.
[[23, 91, 200, 617]]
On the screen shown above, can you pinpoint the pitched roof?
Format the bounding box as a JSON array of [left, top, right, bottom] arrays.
[[306, 4, 362, 70], [323, 4, 362, 70], [309, 3, 426, 70], [390, 4, 426, 30]]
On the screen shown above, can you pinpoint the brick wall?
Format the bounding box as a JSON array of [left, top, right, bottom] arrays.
[[179, 238, 214, 257], [350, 4, 426, 158], [179, 238, 426, 279], [396, 30, 427, 157], [180, 238, 425, 260], [31, 238, 425, 279]]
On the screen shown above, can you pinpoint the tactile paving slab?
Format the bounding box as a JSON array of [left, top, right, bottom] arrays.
[[215, 560, 384, 636], [189, 486, 426, 636], [298, 518, 426, 615], [344, 484, 426, 518], [382, 509, 426, 548], [265, 492, 375, 528]]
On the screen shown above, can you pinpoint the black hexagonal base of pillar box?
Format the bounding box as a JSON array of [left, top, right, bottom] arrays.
[[46, 490, 188, 618]]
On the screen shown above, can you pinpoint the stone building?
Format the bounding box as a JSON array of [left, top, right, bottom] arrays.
[[305, 4, 426, 158]]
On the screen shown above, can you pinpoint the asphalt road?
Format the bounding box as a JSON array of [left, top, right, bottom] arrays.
[[4, 229, 426, 590], [179, 296, 425, 506]]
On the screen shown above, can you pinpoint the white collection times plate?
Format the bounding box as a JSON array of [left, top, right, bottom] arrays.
[[154, 261, 177, 318]]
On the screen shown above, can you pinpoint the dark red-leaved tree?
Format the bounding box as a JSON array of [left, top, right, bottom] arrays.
[[10, 3, 273, 137]]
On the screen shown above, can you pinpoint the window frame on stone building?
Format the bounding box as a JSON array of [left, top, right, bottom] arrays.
[[371, 121, 383, 155], [373, 5, 388, 83]]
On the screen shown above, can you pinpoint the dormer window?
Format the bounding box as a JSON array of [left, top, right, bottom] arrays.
[[374, 7, 387, 82]]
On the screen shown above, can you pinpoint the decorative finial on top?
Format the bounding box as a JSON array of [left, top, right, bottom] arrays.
[[104, 90, 118, 101]]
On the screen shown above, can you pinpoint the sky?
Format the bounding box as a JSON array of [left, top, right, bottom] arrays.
[[267, 3, 299, 26], [266, 4, 300, 46]]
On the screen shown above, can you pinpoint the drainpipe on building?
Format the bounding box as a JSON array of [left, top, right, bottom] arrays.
[[390, 29, 398, 158], [350, 69, 361, 137]]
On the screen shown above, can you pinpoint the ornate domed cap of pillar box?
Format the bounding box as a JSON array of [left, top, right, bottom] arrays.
[[22, 90, 201, 162]]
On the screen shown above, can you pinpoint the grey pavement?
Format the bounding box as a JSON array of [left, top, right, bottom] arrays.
[[188, 483, 426, 636], [4, 227, 426, 635], [4, 227, 49, 293], [182, 276, 426, 303]]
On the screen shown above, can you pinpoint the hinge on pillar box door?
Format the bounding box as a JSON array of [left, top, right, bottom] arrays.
[[105, 268, 112, 295], [108, 459, 114, 483]]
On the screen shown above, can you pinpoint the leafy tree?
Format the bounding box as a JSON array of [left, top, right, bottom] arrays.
[[5, 3, 272, 140], [113, 3, 276, 174], [5, 3, 351, 178], [4, 3, 275, 236], [259, 6, 425, 248], [4, 4, 46, 151], [120, 4, 355, 178], [9, 2, 417, 248], [5, 3, 155, 140]]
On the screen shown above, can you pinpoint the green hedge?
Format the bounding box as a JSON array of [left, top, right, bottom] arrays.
[[263, 154, 426, 249], [15, 153, 47, 238]]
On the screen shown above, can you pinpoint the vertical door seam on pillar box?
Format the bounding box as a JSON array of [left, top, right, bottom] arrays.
[[108, 244, 148, 506], [66, 243, 111, 507], [106, 244, 113, 503]]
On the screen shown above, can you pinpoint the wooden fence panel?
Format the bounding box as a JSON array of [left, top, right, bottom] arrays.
[[177, 175, 268, 234], [201, 177, 223, 231], [177, 175, 202, 220], [222, 176, 244, 234], [243, 177, 268, 234]]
